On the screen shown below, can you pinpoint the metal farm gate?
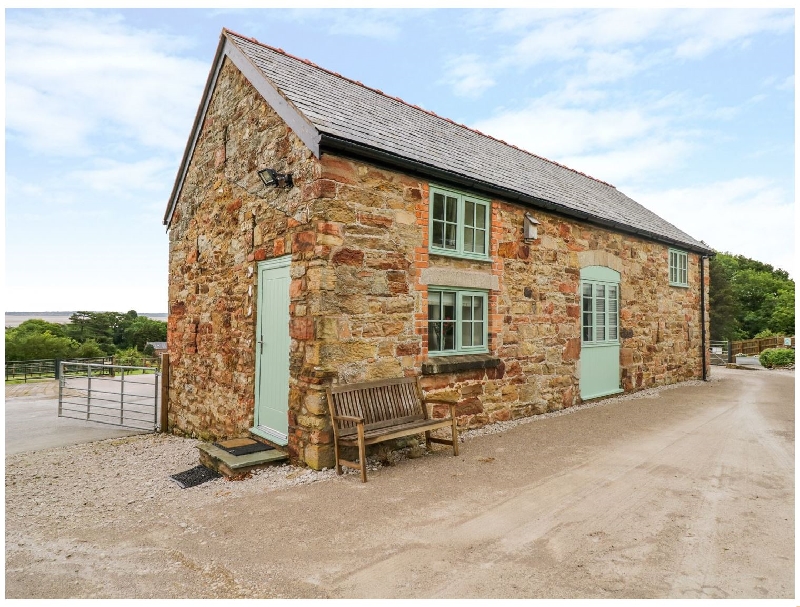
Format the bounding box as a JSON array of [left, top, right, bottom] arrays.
[[709, 340, 729, 366], [58, 362, 162, 431]]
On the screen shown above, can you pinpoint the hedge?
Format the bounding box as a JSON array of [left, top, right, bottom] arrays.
[[758, 348, 795, 368]]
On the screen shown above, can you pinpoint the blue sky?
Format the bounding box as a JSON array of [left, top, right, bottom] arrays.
[[4, 8, 795, 313]]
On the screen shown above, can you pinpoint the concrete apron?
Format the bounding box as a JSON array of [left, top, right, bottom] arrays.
[[5, 385, 149, 456]]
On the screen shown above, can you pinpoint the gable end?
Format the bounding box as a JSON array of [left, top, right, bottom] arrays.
[[163, 31, 321, 228]]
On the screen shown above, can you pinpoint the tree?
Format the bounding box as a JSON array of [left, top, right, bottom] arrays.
[[709, 252, 795, 340], [709, 256, 740, 340], [6, 331, 80, 361], [11, 319, 67, 338], [122, 317, 167, 351]]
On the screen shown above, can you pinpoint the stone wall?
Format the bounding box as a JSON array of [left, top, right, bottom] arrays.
[[167, 59, 709, 469], [168, 58, 323, 455]]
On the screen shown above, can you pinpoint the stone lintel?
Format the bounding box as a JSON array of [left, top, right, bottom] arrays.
[[420, 268, 499, 291], [422, 354, 501, 375], [577, 250, 623, 273]]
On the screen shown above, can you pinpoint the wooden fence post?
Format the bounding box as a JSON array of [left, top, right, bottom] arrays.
[[160, 353, 170, 433]]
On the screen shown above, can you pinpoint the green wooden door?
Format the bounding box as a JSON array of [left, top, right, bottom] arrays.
[[579, 266, 623, 400], [253, 256, 291, 445]]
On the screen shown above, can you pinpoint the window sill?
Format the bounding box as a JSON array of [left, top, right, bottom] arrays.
[[422, 353, 500, 375], [429, 249, 493, 264]]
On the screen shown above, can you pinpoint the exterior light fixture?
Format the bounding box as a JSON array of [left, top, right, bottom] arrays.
[[523, 212, 540, 241], [258, 168, 293, 189]]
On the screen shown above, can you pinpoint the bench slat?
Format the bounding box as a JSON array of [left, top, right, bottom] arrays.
[[338, 417, 453, 445], [338, 414, 425, 437]]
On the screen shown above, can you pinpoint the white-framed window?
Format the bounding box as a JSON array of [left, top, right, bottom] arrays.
[[429, 186, 490, 260], [582, 281, 619, 344], [669, 249, 688, 287], [427, 288, 488, 355]]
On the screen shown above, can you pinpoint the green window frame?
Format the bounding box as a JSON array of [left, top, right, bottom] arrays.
[[582, 281, 619, 345], [429, 186, 490, 260], [427, 288, 488, 355], [669, 249, 688, 287]]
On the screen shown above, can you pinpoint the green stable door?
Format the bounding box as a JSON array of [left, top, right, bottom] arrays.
[[253, 256, 291, 445], [579, 266, 623, 400]]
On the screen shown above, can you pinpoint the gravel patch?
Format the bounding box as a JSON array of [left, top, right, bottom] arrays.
[[6, 377, 722, 507]]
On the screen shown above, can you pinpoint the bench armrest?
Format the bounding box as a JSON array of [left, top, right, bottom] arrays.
[[332, 414, 364, 423]]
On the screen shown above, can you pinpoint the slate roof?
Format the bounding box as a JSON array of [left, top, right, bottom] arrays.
[[179, 30, 710, 253]]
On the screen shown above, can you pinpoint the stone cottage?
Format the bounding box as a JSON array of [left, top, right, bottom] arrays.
[[163, 29, 713, 469]]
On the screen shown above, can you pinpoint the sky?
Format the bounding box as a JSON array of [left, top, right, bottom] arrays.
[[4, 7, 796, 313]]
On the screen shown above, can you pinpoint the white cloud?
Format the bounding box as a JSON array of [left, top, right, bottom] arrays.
[[672, 9, 793, 59], [628, 178, 795, 277], [279, 8, 409, 40], [472, 97, 662, 159], [498, 8, 792, 67], [68, 158, 175, 198], [775, 75, 794, 92], [6, 11, 208, 158], [560, 138, 695, 185], [440, 54, 496, 97]]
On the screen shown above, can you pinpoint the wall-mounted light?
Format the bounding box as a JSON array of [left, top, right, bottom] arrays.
[[258, 168, 293, 189], [523, 212, 540, 241]]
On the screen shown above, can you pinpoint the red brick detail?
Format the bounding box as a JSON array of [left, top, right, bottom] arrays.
[[171, 301, 186, 317], [332, 248, 364, 266], [319, 156, 358, 184], [396, 342, 420, 356], [492, 408, 512, 422], [358, 213, 393, 228], [302, 179, 337, 200], [290, 317, 314, 341], [456, 397, 484, 416], [289, 279, 303, 299], [293, 231, 315, 252], [317, 222, 343, 236], [498, 241, 516, 258], [562, 338, 581, 362]]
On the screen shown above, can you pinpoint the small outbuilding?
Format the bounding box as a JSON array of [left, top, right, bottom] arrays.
[[145, 341, 168, 356], [163, 29, 713, 469]]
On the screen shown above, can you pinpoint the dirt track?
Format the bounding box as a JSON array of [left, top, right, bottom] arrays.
[[5, 367, 794, 598]]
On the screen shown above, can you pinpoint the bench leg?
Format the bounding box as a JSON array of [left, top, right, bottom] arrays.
[[357, 424, 367, 483], [333, 439, 342, 476]]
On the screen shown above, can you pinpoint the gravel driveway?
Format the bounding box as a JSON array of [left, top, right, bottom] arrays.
[[5, 367, 794, 598]]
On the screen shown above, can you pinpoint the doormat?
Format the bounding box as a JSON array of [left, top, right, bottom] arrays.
[[169, 465, 221, 489], [213, 439, 274, 457]]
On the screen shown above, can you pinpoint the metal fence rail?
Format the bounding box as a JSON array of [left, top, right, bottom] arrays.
[[6, 356, 113, 382], [58, 362, 160, 431]]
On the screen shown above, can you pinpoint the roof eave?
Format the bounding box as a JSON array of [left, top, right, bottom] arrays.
[[319, 133, 714, 256]]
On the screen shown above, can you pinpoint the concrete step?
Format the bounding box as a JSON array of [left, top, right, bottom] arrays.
[[197, 438, 288, 479]]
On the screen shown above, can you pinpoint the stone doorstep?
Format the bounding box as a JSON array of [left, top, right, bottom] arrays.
[[197, 442, 288, 479]]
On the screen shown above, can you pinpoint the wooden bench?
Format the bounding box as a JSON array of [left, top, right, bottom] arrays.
[[326, 376, 459, 482]]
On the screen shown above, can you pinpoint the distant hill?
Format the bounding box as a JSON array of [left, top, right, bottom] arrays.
[[5, 312, 168, 328]]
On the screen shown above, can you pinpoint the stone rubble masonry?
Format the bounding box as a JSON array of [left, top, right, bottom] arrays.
[[167, 59, 709, 470]]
